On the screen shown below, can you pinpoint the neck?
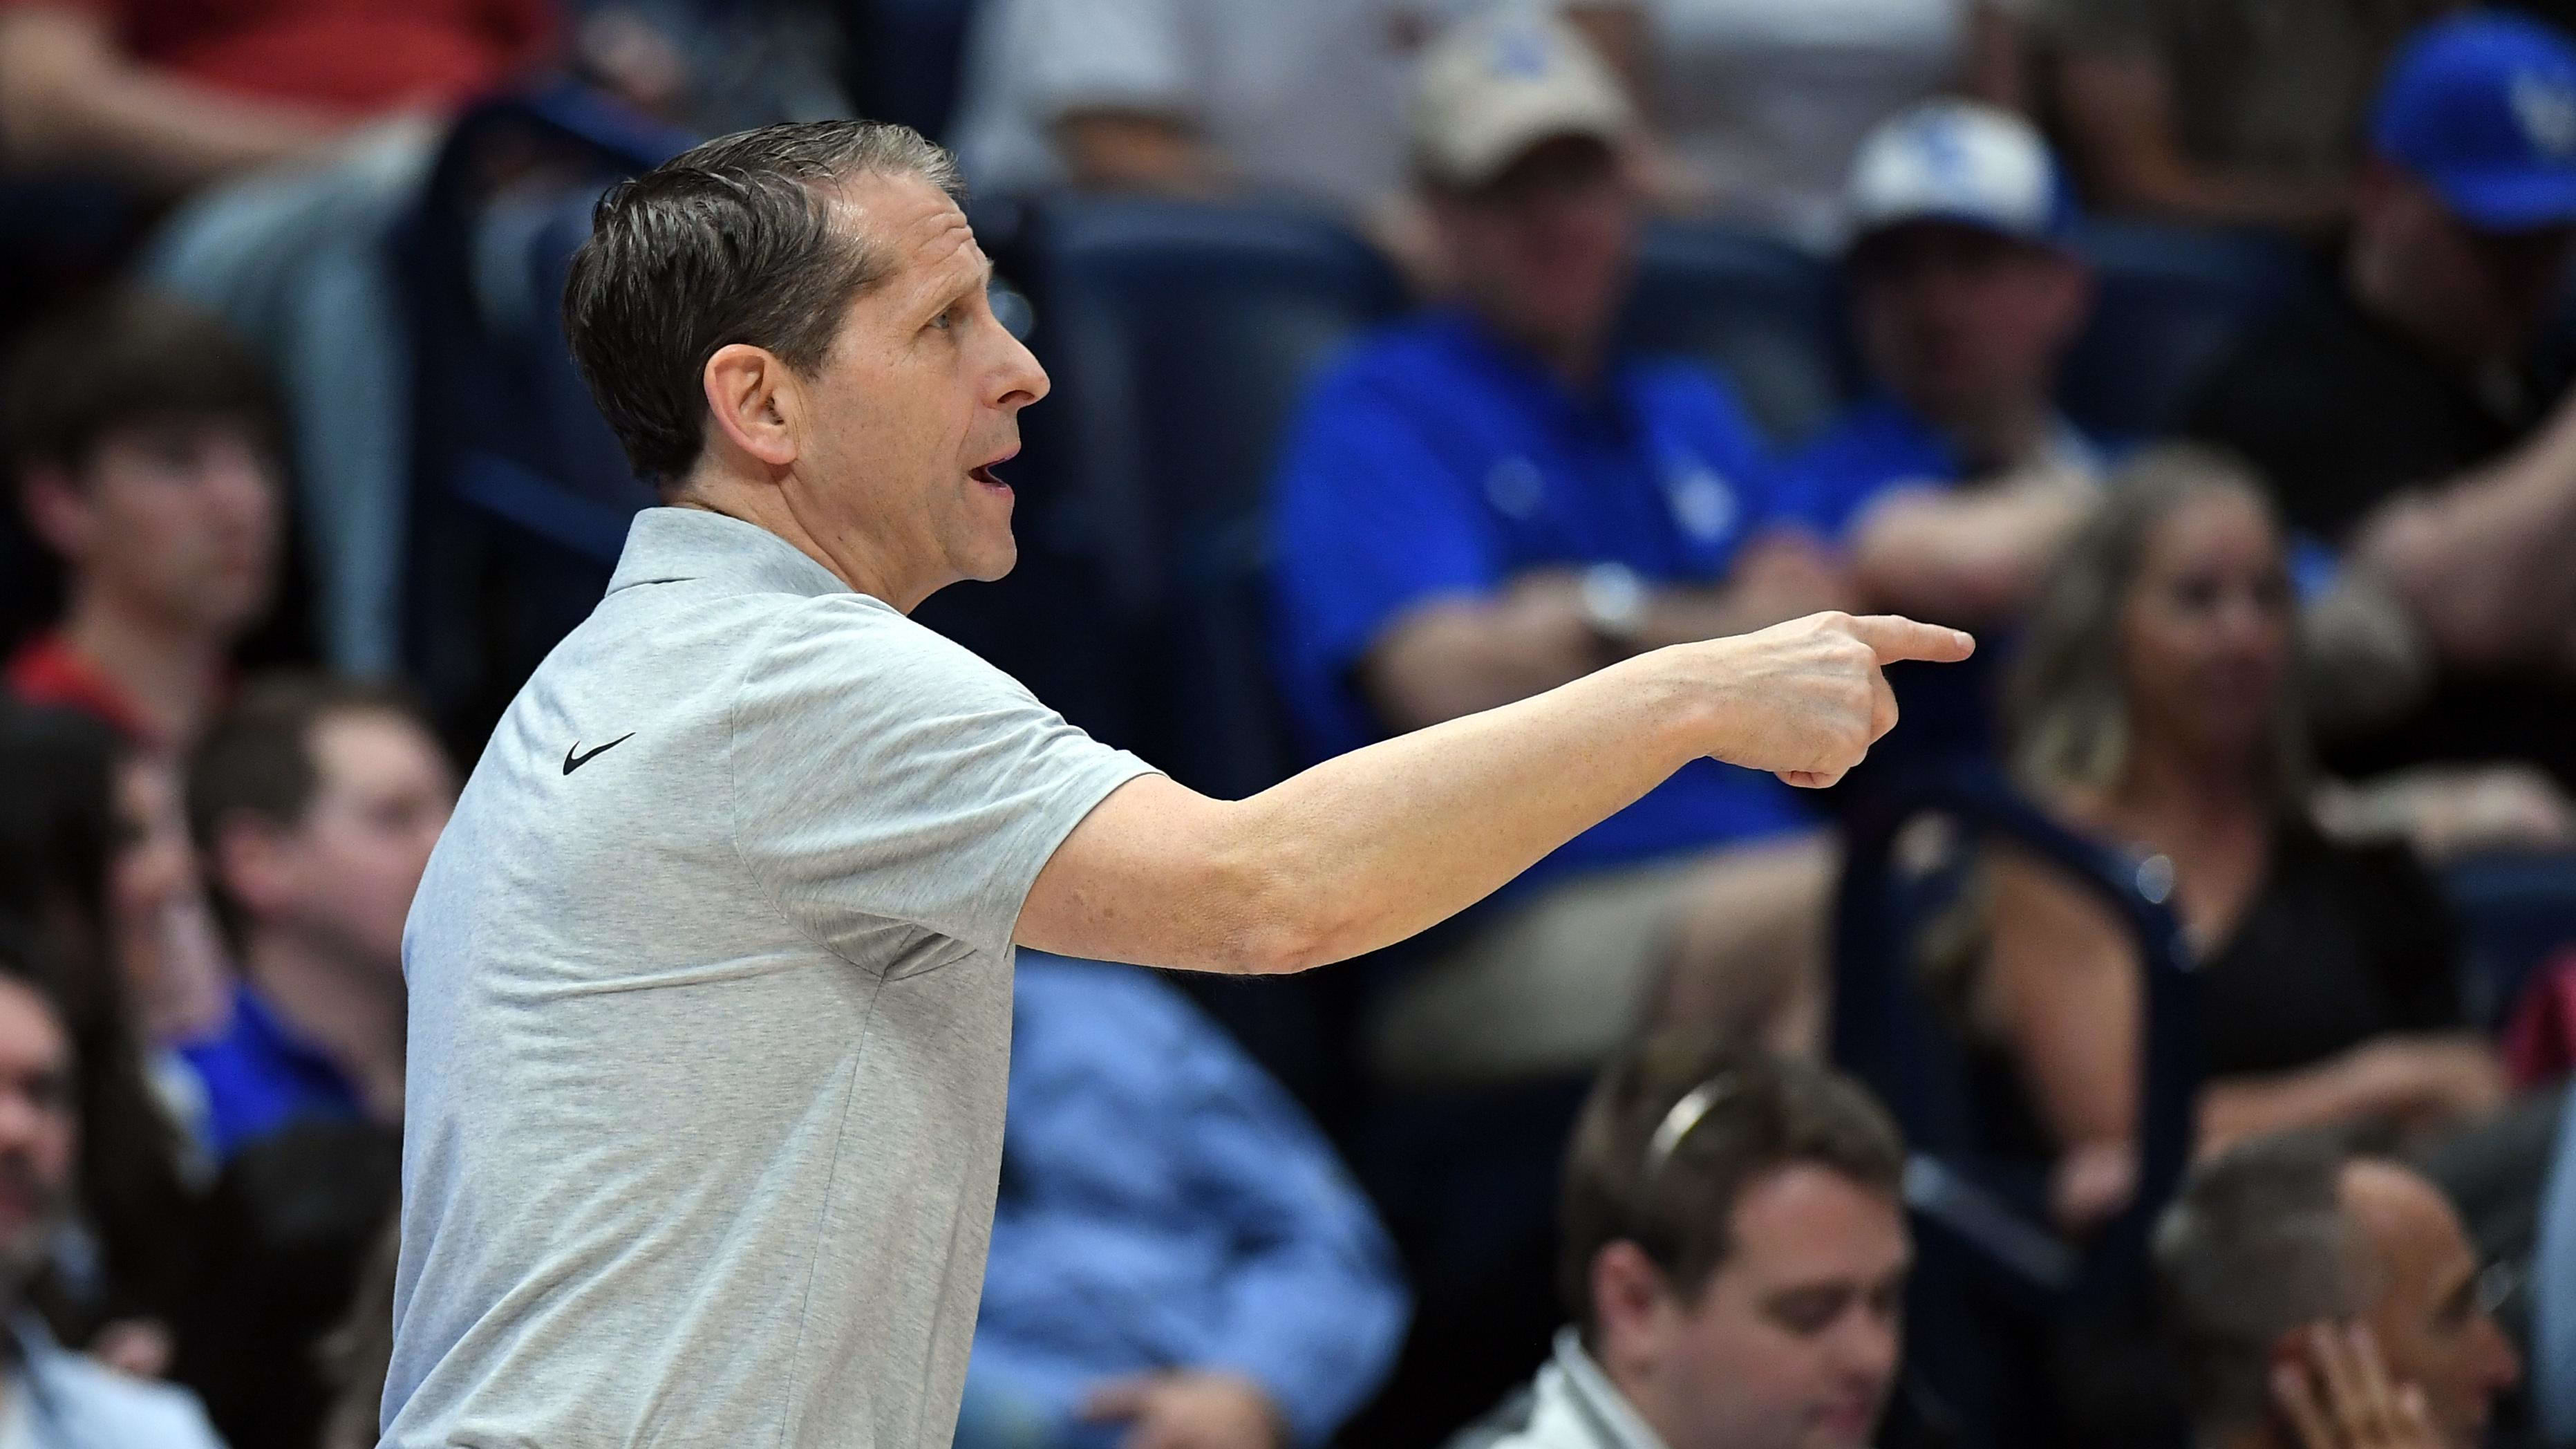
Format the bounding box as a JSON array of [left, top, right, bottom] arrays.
[[2110, 729, 2266, 831], [240, 928, 407, 1123], [668, 472, 928, 610], [1928, 392, 2056, 478], [57, 587, 228, 744], [2347, 249, 2514, 380]]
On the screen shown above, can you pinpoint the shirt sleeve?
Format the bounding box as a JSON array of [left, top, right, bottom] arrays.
[[1017, 0, 1196, 123], [1159, 997, 1411, 1444], [726, 599, 1157, 962]]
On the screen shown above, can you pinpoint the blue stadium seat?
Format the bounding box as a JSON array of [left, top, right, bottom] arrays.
[[2058, 221, 2315, 442], [2442, 850, 2576, 1030], [394, 84, 695, 745], [1832, 766, 2199, 1449], [1620, 221, 1858, 446], [1015, 194, 1407, 800]]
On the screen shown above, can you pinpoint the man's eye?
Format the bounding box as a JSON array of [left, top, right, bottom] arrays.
[[1767, 1289, 1852, 1336]]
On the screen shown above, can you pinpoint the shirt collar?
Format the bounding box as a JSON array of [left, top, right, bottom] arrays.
[[229, 986, 359, 1101], [1541, 1327, 1672, 1449], [605, 507, 852, 601]]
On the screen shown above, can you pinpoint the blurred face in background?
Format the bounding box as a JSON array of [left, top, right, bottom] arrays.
[[218, 708, 455, 975], [1850, 222, 2089, 433], [0, 980, 75, 1289], [2116, 486, 2293, 772], [1432, 135, 1640, 377], [2342, 1161, 2520, 1449], [110, 754, 225, 1042], [22, 416, 280, 640], [2353, 165, 2576, 369], [1601, 1164, 1910, 1449]]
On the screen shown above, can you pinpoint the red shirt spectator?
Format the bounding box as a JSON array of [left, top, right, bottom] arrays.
[[0, 0, 552, 113]]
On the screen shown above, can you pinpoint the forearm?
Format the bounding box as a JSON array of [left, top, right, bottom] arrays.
[[1227, 651, 1711, 971], [2357, 404, 2576, 666], [0, 10, 346, 191], [2196, 1056, 2404, 1156], [1852, 485, 2087, 621]]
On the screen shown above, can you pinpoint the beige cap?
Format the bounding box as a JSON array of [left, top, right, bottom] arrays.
[[1411, 12, 1638, 189]]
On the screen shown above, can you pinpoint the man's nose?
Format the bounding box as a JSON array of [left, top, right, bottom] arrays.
[[993, 328, 1050, 410]]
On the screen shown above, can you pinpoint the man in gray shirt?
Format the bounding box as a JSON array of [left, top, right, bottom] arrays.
[[379, 122, 1971, 1448]]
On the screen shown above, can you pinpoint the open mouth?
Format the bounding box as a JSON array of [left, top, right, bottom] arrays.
[[968, 463, 1005, 488]]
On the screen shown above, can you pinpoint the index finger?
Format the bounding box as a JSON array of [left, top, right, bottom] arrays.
[[1843, 614, 1975, 666]]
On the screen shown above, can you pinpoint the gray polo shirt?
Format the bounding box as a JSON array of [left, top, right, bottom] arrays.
[[382, 508, 1156, 1448]]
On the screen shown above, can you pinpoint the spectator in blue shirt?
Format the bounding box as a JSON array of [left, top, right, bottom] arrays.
[[180, 675, 453, 1159], [1778, 100, 2100, 769], [1269, 12, 1855, 1083], [957, 952, 1408, 1449]]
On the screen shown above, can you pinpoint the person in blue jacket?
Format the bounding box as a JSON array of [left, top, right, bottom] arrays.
[[957, 953, 1409, 1449]]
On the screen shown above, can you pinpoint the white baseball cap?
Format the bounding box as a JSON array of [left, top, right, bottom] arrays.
[[1411, 12, 1639, 190], [1845, 99, 2078, 247]]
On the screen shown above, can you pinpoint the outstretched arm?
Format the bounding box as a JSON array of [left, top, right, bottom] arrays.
[[1017, 611, 1971, 974]]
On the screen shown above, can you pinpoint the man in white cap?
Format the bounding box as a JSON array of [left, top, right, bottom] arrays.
[[1270, 12, 1856, 1085], [1772, 99, 2100, 773]]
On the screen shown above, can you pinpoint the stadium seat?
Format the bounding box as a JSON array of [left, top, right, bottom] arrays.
[[1620, 221, 1858, 447], [1012, 194, 1408, 799], [1832, 765, 2199, 1449], [394, 84, 695, 746], [2058, 221, 2315, 442]]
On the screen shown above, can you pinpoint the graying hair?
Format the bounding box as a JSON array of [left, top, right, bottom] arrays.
[[565, 120, 967, 485], [2005, 445, 2311, 814], [2154, 1133, 2378, 1434]]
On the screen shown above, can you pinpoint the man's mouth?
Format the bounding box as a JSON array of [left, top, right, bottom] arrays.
[[968, 449, 1016, 491]]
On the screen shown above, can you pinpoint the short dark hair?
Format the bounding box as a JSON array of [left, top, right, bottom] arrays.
[[2154, 1133, 2376, 1436], [1558, 1037, 1906, 1342], [1, 286, 277, 494], [563, 120, 966, 487], [187, 674, 435, 944]]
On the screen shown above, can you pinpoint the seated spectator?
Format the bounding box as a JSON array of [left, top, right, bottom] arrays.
[[0, 705, 211, 1366], [1986, 451, 2506, 1226], [0, 0, 549, 196], [1447, 1040, 1909, 1449], [1269, 12, 1852, 1083], [956, 953, 1407, 1449], [0, 0, 555, 676], [1588, 0, 2028, 248], [2185, 11, 2576, 793], [180, 675, 453, 1159], [4, 287, 283, 752], [1778, 98, 2098, 767], [2039, 0, 2449, 233], [950, 0, 1631, 269], [2155, 1133, 2521, 1449], [0, 933, 224, 1444]]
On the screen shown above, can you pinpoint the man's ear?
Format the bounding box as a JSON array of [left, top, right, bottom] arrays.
[[701, 344, 802, 472], [1590, 1240, 1675, 1373], [19, 464, 95, 563]]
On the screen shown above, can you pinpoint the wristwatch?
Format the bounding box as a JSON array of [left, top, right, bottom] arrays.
[[1579, 562, 1650, 650]]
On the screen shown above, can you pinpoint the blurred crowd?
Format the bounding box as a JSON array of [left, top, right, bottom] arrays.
[[8, 0, 2576, 1446]]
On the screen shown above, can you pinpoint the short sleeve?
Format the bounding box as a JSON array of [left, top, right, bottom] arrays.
[[1017, 0, 1196, 122], [1269, 369, 1505, 700], [726, 601, 1157, 960]]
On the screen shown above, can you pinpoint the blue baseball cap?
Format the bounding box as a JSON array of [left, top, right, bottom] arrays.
[[1843, 100, 2080, 250], [2373, 12, 2576, 231]]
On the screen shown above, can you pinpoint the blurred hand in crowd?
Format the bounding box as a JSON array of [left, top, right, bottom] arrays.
[[1080, 1372, 1286, 1449], [2273, 1323, 2442, 1449]]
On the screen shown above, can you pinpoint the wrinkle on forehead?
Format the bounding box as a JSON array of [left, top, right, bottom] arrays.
[[826, 173, 987, 299]]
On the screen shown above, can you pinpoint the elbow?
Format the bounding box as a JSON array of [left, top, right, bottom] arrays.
[[1206, 848, 1360, 977]]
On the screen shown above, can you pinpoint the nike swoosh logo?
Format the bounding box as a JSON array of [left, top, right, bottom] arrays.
[[563, 733, 636, 775]]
